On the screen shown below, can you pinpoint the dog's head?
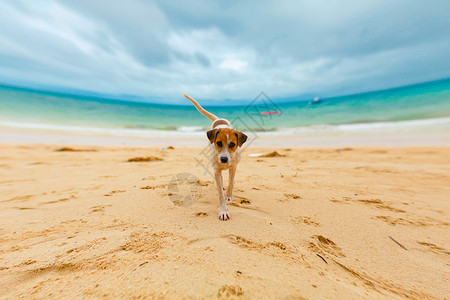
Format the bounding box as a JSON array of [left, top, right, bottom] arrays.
[[206, 128, 247, 165]]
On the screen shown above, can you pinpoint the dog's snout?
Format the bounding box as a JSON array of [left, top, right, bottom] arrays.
[[220, 157, 228, 163]]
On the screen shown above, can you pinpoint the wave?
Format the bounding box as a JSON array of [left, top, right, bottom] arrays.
[[1, 117, 450, 138], [0, 119, 205, 138], [270, 117, 450, 136]]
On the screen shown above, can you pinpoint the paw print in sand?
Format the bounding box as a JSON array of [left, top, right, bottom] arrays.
[[217, 284, 244, 299]]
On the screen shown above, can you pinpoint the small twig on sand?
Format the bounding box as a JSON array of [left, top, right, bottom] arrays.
[[139, 261, 149, 267], [389, 236, 407, 250], [316, 253, 328, 264]]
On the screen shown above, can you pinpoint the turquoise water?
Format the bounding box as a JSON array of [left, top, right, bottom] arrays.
[[0, 79, 449, 134]]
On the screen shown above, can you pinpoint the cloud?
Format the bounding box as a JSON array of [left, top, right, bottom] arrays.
[[0, 0, 448, 103], [220, 59, 248, 71]]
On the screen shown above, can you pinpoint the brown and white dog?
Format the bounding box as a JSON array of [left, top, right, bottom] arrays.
[[183, 92, 247, 220]]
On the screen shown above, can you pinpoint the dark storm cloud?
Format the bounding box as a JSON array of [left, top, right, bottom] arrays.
[[0, 0, 448, 103]]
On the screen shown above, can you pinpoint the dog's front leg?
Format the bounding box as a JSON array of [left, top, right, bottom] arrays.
[[226, 166, 236, 202], [215, 170, 229, 220]]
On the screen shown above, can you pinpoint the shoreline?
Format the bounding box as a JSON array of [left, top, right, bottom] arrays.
[[1, 125, 450, 147]]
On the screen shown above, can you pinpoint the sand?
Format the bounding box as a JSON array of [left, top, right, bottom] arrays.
[[0, 143, 449, 298]]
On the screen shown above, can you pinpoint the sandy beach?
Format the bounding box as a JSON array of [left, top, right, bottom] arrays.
[[1, 0, 449, 298], [0, 141, 449, 299]]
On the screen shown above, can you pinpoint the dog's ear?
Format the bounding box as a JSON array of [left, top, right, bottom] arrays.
[[236, 131, 248, 147], [206, 129, 219, 144]]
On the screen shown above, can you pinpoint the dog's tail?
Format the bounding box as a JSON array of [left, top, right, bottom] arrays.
[[182, 92, 218, 122]]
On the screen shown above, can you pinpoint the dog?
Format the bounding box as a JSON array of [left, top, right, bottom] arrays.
[[183, 92, 247, 220]]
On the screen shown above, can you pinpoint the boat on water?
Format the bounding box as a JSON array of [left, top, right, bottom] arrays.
[[309, 96, 322, 105]]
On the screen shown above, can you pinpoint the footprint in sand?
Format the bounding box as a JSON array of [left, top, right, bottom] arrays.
[[290, 216, 319, 226], [329, 196, 352, 204], [372, 215, 439, 226], [39, 195, 77, 205], [140, 186, 156, 190], [226, 235, 257, 249], [417, 242, 450, 255], [196, 180, 212, 186], [3, 194, 37, 203], [267, 241, 287, 250], [309, 235, 345, 258], [90, 204, 111, 213], [236, 195, 251, 204], [104, 190, 126, 196], [279, 193, 302, 202], [127, 156, 162, 162], [21, 259, 36, 266], [226, 235, 288, 252], [217, 284, 244, 299], [331, 197, 406, 213], [228, 195, 253, 208], [194, 212, 208, 217], [22, 263, 78, 282], [357, 199, 406, 213], [83, 185, 103, 191]]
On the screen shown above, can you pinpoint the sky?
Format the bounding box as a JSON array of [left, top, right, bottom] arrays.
[[0, 0, 449, 104]]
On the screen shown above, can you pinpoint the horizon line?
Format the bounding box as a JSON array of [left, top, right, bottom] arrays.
[[0, 77, 448, 108]]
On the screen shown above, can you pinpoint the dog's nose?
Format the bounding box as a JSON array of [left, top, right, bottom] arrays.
[[220, 157, 228, 163]]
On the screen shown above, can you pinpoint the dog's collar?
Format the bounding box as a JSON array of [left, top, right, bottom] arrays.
[[214, 124, 231, 129], [212, 118, 232, 129]]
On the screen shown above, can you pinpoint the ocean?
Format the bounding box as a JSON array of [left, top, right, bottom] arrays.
[[0, 79, 449, 138]]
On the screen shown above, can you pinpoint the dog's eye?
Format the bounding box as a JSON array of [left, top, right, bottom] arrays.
[[229, 142, 235, 148], [216, 141, 223, 147]]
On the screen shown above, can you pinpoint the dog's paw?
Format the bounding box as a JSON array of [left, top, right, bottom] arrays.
[[218, 209, 230, 221]]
